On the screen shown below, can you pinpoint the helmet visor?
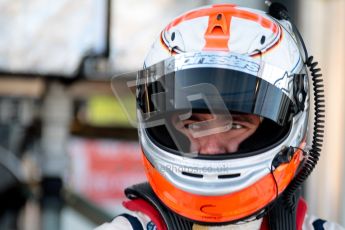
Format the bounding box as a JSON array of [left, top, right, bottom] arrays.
[[124, 52, 295, 157]]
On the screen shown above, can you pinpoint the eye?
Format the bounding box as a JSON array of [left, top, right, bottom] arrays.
[[232, 123, 243, 129], [183, 120, 195, 129]]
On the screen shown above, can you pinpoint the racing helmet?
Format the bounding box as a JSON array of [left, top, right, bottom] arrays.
[[136, 4, 311, 224]]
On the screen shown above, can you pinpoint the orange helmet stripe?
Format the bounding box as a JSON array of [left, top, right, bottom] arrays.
[[164, 5, 278, 53], [165, 5, 278, 34]]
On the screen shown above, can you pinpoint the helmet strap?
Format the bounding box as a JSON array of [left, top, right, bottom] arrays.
[[267, 187, 302, 230]]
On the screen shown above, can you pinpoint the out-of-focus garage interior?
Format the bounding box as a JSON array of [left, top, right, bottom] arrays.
[[0, 0, 344, 229]]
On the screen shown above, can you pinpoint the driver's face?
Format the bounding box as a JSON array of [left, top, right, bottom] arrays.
[[173, 113, 260, 154]]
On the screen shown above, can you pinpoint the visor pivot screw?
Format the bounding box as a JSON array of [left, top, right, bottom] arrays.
[[217, 14, 222, 21]]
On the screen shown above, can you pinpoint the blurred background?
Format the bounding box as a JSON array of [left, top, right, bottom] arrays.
[[0, 0, 344, 229]]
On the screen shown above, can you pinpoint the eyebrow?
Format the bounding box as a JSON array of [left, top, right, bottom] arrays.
[[187, 114, 207, 121], [232, 114, 254, 123]]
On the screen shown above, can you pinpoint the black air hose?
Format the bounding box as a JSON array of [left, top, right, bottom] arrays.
[[284, 56, 325, 209]]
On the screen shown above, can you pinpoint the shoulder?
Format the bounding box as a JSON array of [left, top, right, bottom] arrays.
[[94, 211, 156, 230], [303, 215, 345, 230]]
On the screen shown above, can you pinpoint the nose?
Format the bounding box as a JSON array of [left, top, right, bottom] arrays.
[[198, 136, 227, 154]]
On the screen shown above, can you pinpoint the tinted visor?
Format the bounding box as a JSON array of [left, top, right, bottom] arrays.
[[138, 68, 293, 125]]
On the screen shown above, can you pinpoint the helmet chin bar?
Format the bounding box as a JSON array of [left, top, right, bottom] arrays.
[[141, 144, 304, 224]]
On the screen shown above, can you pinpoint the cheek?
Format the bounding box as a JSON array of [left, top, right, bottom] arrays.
[[225, 140, 240, 153]]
